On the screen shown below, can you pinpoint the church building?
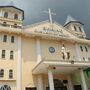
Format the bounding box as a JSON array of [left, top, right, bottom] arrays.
[[0, 4, 90, 90]]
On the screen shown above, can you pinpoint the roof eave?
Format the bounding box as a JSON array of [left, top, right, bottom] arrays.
[[0, 6, 24, 20], [64, 21, 84, 27]]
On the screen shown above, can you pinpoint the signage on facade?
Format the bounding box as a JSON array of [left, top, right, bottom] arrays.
[[34, 28, 69, 37]]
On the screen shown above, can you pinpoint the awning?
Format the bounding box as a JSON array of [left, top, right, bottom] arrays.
[[32, 60, 90, 74]]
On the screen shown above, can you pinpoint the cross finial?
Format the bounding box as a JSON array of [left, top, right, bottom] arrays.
[[44, 8, 56, 25]]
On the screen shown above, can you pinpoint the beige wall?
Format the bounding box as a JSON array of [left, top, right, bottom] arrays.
[[0, 33, 18, 90], [41, 39, 76, 60], [22, 36, 37, 90]]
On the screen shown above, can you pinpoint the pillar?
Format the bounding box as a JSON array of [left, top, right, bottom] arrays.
[[67, 75, 74, 90], [37, 75, 43, 90], [36, 38, 41, 63], [80, 69, 88, 90], [17, 36, 22, 90], [48, 69, 54, 90]]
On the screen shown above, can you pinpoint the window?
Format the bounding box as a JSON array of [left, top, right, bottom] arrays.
[[79, 27, 82, 32], [0, 69, 4, 78], [11, 36, 14, 43], [2, 50, 5, 59], [3, 35, 7, 42], [4, 12, 8, 18], [14, 14, 18, 20], [3, 22, 7, 26], [83, 57, 85, 61], [80, 46, 83, 52], [10, 51, 14, 59], [88, 57, 90, 61], [85, 46, 88, 52], [74, 26, 77, 31], [14, 23, 17, 28], [9, 69, 13, 79]]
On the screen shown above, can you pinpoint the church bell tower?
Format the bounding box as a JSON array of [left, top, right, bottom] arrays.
[[0, 2, 24, 29]]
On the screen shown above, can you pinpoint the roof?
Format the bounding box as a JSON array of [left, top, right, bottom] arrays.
[[0, 5, 24, 20], [64, 15, 84, 27], [85, 37, 90, 40]]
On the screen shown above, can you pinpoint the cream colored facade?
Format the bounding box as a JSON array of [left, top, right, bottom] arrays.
[[0, 5, 90, 90]]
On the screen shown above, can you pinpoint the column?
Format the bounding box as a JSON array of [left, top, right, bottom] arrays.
[[37, 75, 43, 90], [75, 44, 81, 61], [80, 69, 88, 90], [17, 36, 22, 90], [36, 38, 41, 63], [67, 75, 74, 90], [48, 69, 54, 90]]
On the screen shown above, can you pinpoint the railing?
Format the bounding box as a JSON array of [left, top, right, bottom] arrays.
[[0, 23, 22, 29]]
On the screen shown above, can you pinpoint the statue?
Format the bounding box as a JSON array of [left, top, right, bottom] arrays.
[[61, 45, 70, 60]]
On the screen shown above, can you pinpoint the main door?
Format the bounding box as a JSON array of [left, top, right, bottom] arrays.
[[55, 86, 67, 90], [74, 85, 82, 90], [26, 87, 37, 90], [46, 86, 67, 90], [46, 79, 67, 90]]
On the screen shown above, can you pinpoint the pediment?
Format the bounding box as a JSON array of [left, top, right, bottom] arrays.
[[24, 21, 76, 38]]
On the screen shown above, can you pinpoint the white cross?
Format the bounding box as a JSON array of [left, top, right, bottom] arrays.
[[44, 8, 56, 25]]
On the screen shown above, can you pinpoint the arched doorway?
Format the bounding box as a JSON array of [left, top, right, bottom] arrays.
[[46, 79, 67, 90], [0, 85, 11, 90]]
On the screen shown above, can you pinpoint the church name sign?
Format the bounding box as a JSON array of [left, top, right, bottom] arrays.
[[34, 28, 69, 37]]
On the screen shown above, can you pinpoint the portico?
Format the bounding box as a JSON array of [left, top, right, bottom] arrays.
[[32, 60, 90, 90]]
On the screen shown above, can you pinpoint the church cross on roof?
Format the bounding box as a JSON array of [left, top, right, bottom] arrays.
[[44, 8, 56, 25]]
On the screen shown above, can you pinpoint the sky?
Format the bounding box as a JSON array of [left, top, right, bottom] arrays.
[[0, 0, 90, 37]]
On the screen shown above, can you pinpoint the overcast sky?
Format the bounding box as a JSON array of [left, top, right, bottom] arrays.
[[0, 0, 90, 37]]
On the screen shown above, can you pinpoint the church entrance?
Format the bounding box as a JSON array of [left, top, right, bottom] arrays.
[[46, 79, 67, 90], [74, 85, 82, 90]]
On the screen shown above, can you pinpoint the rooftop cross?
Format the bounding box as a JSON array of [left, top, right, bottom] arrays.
[[44, 8, 56, 25]]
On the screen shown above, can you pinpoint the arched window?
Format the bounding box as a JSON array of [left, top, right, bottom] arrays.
[[83, 57, 85, 61], [3, 35, 7, 42], [9, 69, 13, 79], [0, 69, 4, 78], [80, 46, 83, 52], [3, 22, 7, 26], [14, 23, 17, 28], [79, 27, 82, 32], [2, 50, 6, 59], [74, 26, 77, 31], [14, 14, 18, 20], [10, 51, 14, 59], [11, 36, 14, 43], [85, 46, 88, 52], [0, 85, 11, 90], [4, 12, 8, 18]]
